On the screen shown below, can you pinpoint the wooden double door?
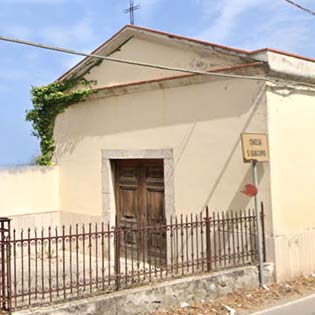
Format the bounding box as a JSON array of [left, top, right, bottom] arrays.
[[114, 159, 166, 264]]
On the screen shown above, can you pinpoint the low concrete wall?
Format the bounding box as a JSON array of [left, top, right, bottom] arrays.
[[59, 211, 102, 226], [15, 263, 274, 315], [10, 211, 60, 231], [272, 229, 315, 282], [0, 166, 59, 217]]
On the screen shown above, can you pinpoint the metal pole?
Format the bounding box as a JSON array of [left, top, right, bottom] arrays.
[[252, 161, 264, 285]]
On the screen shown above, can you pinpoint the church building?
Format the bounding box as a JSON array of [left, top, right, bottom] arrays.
[[2, 25, 315, 282]]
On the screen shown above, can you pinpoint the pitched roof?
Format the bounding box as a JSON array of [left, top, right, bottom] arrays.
[[59, 24, 315, 81]]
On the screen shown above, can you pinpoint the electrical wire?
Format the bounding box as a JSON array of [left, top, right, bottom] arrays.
[[0, 34, 272, 83], [282, 0, 315, 16], [0, 33, 315, 90]]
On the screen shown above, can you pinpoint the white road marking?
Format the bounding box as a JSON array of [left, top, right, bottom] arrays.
[[248, 294, 315, 315]]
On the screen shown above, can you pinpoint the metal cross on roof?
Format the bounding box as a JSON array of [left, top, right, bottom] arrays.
[[123, 0, 141, 25]]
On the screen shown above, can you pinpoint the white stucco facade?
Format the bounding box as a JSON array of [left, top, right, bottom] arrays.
[[266, 87, 315, 280], [53, 78, 270, 221], [1, 25, 315, 282]]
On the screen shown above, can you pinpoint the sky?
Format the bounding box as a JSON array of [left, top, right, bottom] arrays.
[[0, 0, 314, 166]]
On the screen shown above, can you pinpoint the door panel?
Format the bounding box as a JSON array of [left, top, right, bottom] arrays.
[[147, 188, 164, 223], [146, 187, 166, 264], [120, 186, 137, 219], [115, 159, 166, 264], [115, 161, 139, 255]]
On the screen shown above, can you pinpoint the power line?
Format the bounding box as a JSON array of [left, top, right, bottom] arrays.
[[0, 33, 314, 90], [282, 0, 315, 16], [0, 34, 271, 83]]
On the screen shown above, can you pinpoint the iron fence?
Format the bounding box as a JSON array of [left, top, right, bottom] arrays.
[[0, 205, 266, 312]]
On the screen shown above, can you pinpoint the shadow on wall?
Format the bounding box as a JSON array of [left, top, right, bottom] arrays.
[[54, 79, 264, 159], [199, 84, 267, 212]]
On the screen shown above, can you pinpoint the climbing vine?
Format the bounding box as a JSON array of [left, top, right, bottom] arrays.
[[26, 78, 96, 166]]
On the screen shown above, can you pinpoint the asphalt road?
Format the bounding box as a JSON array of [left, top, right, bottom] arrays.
[[251, 294, 315, 315]]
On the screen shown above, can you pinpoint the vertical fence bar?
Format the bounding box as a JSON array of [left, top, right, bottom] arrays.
[[190, 214, 194, 273], [248, 209, 253, 262], [175, 216, 179, 275], [131, 223, 134, 284], [95, 223, 98, 290], [69, 225, 73, 294], [235, 211, 240, 264], [75, 224, 79, 296], [101, 223, 105, 291], [226, 212, 231, 265], [136, 221, 140, 283], [159, 220, 163, 279], [0, 220, 5, 310], [240, 210, 245, 265], [205, 207, 211, 272], [55, 227, 59, 298], [185, 215, 189, 273], [107, 223, 111, 288], [148, 225, 152, 282], [217, 212, 222, 266], [48, 227, 52, 302], [114, 216, 121, 291], [20, 229, 24, 303], [62, 226, 66, 300], [124, 226, 128, 286], [200, 213, 204, 271], [170, 216, 174, 277], [213, 212, 217, 270], [41, 228, 44, 301], [222, 212, 226, 267], [0, 218, 12, 314], [195, 214, 199, 271], [40, 227, 45, 299], [27, 229, 31, 306], [34, 228, 38, 301], [88, 223, 92, 294], [244, 210, 249, 261], [141, 221, 145, 282], [231, 212, 236, 266], [13, 229, 17, 308], [6, 219, 12, 314], [82, 224, 86, 292], [180, 215, 184, 276], [154, 225, 157, 279]]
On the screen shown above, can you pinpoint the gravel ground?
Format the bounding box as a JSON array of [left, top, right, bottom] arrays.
[[151, 275, 315, 315]]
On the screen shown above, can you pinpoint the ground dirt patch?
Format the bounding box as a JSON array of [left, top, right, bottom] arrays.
[[151, 275, 315, 315]]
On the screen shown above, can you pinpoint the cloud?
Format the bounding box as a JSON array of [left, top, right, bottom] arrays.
[[241, 11, 314, 53], [137, 0, 166, 21], [0, 19, 95, 50], [0, 25, 33, 39], [39, 16, 95, 46], [194, 0, 315, 55], [195, 0, 265, 43]]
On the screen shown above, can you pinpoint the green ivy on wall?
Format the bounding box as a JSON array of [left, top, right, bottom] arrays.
[[26, 78, 96, 166]]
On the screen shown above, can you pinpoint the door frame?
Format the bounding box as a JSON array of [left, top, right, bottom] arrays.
[[101, 149, 175, 227]]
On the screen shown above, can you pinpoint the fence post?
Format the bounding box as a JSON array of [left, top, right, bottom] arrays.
[[205, 207, 212, 272], [114, 215, 121, 291], [0, 217, 11, 314], [260, 202, 266, 263]]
